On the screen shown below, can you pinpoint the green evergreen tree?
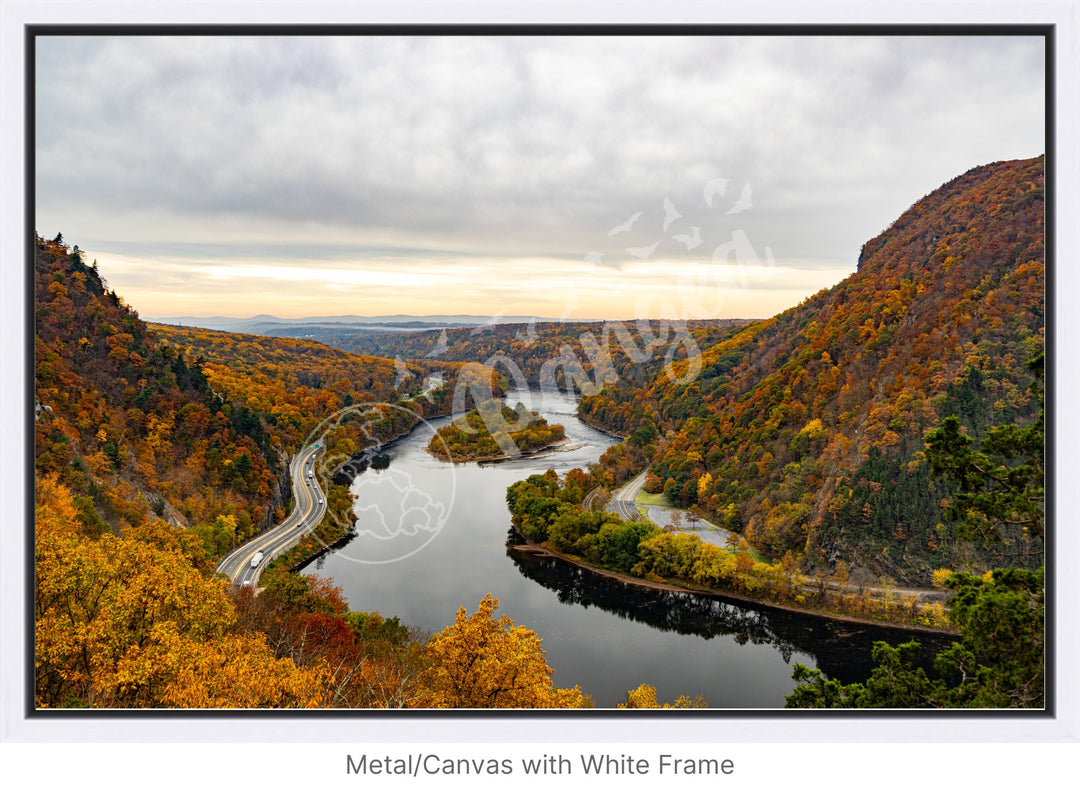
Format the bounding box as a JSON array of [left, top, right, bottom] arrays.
[[924, 353, 1044, 545], [786, 567, 1043, 708], [787, 355, 1044, 709]]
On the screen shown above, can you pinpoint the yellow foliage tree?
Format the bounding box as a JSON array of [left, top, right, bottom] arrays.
[[697, 472, 714, 499], [931, 568, 954, 589], [125, 628, 327, 708], [417, 594, 591, 708], [618, 683, 708, 708], [35, 476, 326, 708]]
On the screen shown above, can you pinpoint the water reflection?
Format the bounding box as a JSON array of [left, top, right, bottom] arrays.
[[303, 385, 955, 705], [331, 450, 391, 486], [506, 531, 951, 685]]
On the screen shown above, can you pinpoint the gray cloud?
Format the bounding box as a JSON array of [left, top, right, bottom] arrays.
[[35, 34, 1045, 317]]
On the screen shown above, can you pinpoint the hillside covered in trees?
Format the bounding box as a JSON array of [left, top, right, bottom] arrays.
[[579, 157, 1044, 585], [34, 233, 463, 552], [35, 235, 282, 544], [34, 235, 591, 709], [309, 318, 750, 392], [148, 322, 481, 488], [150, 323, 439, 454]]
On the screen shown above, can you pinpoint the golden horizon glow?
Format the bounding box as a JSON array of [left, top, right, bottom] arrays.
[[92, 250, 856, 323]]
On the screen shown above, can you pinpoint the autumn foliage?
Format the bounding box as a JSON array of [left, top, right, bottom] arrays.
[[578, 157, 1045, 582], [150, 322, 453, 454], [35, 235, 281, 542], [40, 475, 581, 708], [506, 470, 952, 629], [416, 594, 592, 708], [427, 399, 566, 462], [33, 155, 1044, 708], [618, 683, 707, 709], [35, 476, 326, 708]]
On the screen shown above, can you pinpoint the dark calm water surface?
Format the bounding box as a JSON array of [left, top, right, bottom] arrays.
[[301, 389, 949, 708]]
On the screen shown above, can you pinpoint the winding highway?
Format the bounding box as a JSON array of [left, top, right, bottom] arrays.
[[609, 470, 649, 522], [216, 440, 327, 587]]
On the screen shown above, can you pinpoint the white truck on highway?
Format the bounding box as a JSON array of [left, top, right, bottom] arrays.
[[250, 550, 265, 569]]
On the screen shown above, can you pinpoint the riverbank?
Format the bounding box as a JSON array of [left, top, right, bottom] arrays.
[[507, 534, 958, 637], [277, 527, 358, 574], [265, 405, 457, 576], [575, 413, 627, 440]]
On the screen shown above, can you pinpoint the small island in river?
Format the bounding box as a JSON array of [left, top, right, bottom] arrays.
[[427, 399, 566, 463]]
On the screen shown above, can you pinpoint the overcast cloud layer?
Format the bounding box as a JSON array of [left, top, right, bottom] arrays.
[[35, 34, 1045, 320]]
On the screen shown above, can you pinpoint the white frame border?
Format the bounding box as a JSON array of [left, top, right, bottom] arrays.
[[2, 0, 1077, 746]]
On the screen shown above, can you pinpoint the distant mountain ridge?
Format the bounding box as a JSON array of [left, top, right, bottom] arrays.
[[146, 313, 597, 335]]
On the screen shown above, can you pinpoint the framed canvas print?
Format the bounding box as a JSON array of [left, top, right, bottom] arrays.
[[2, 0, 1077, 791]]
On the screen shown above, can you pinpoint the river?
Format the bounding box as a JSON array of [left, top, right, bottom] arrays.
[[301, 388, 949, 708]]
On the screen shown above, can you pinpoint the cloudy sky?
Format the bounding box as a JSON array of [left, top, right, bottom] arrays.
[[35, 34, 1045, 321]]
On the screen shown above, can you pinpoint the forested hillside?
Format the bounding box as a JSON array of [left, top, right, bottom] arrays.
[[35, 235, 282, 541], [35, 235, 584, 709], [579, 157, 1045, 584], [35, 234, 459, 546], [307, 318, 750, 391], [149, 323, 468, 456]]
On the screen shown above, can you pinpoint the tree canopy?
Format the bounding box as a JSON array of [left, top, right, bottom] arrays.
[[925, 353, 1044, 547], [417, 594, 592, 708], [787, 368, 1045, 709], [786, 567, 1044, 708]]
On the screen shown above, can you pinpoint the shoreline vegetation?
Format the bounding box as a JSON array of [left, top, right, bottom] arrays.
[[506, 471, 957, 635], [426, 399, 567, 463], [507, 536, 958, 637]]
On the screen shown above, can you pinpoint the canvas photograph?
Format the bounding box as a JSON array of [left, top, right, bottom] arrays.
[[30, 30, 1047, 712]]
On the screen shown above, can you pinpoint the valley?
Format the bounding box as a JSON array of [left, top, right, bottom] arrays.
[[33, 156, 1045, 709]]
